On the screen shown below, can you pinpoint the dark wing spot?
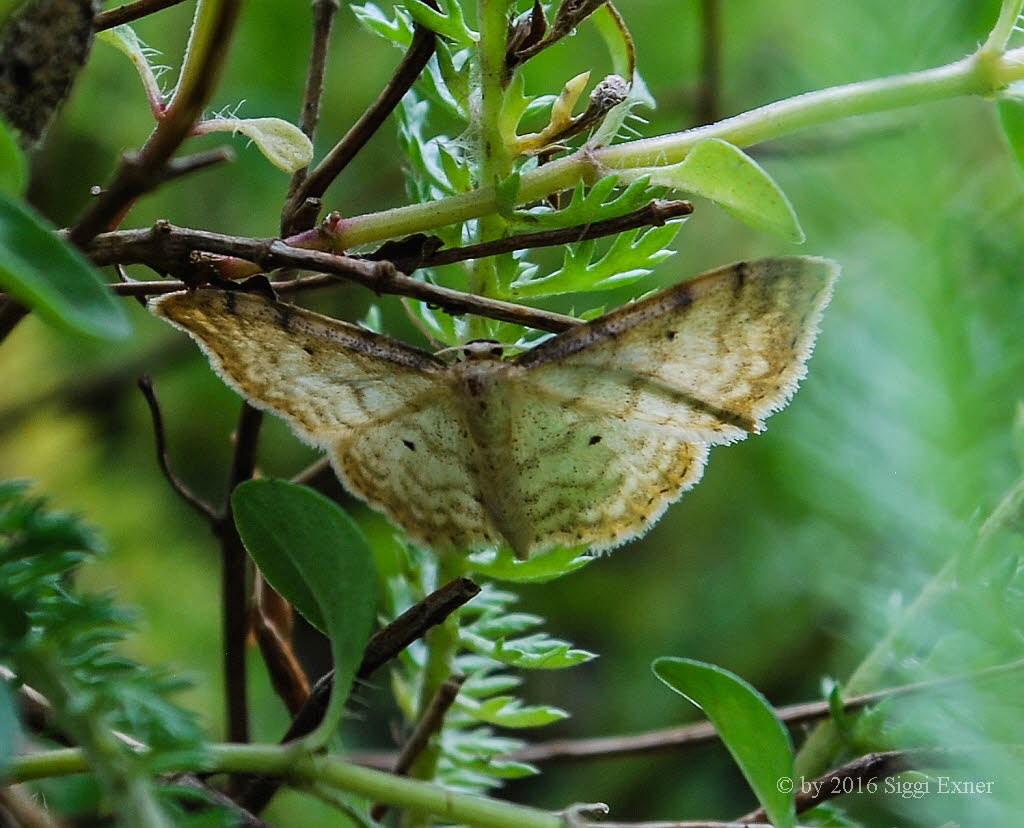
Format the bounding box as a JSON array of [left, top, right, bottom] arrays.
[[402, 439, 416, 451], [666, 330, 676, 341], [588, 435, 602, 445], [302, 345, 316, 356]]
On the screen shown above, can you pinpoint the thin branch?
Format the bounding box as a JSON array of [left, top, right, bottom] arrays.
[[695, 0, 722, 125], [251, 575, 311, 716], [95, 0, 189, 31], [237, 577, 481, 813], [740, 748, 953, 823], [291, 455, 332, 487], [391, 198, 692, 270], [509, 0, 609, 67], [0, 786, 64, 828], [505, 657, 1024, 765], [284, 0, 440, 221], [70, 0, 242, 246], [83, 222, 583, 333], [370, 674, 466, 821], [136, 375, 219, 521], [162, 147, 236, 182], [282, 0, 342, 235], [214, 401, 263, 745]]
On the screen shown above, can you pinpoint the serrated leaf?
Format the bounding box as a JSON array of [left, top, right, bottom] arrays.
[[653, 657, 796, 828], [196, 117, 312, 173], [514, 174, 657, 230], [641, 138, 804, 242], [454, 756, 538, 779], [233, 480, 376, 744], [461, 630, 595, 669], [467, 545, 593, 582], [350, 2, 415, 47], [97, 24, 164, 114], [0, 679, 19, 776], [464, 695, 568, 727], [466, 612, 543, 638], [459, 671, 523, 698], [0, 193, 131, 340], [0, 118, 26, 195], [403, 0, 477, 45]]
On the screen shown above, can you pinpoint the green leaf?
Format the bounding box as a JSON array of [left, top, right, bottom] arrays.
[[467, 545, 593, 583], [403, 0, 478, 44], [0, 119, 26, 195], [463, 695, 568, 728], [195, 117, 313, 173], [233, 480, 377, 744], [0, 592, 29, 653], [998, 98, 1024, 174], [0, 193, 131, 340], [350, 2, 415, 48], [641, 138, 804, 243], [461, 629, 596, 669], [454, 756, 537, 779], [0, 679, 19, 776], [653, 657, 796, 828]]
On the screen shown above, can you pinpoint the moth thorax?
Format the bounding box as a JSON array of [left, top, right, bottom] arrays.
[[460, 339, 506, 360]]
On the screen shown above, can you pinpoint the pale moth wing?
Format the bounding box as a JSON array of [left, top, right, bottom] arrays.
[[152, 256, 837, 558]]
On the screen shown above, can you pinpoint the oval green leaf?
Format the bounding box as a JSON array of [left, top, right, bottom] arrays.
[[646, 138, 804, 243], [233, 479, 377, 743], [0, 193, 130, 339], [653, 657, 796, 828], [0, 119, 26, 195], [195, 117, 313, 173]]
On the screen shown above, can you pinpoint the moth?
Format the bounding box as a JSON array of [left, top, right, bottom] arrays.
[[152, 256, 837, 559]]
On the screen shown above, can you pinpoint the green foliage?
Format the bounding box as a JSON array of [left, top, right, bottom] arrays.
[[0, 118, 26, 195], [638, 138, 805, 243], [0, 480, 208, 823], [653, 657, 797, 828], [232, 479, 377, 746], [0, 678, 18, 775], [0, 194, 131, 340]]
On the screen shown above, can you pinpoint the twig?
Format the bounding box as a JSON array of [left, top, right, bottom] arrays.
[[136, 376, 219, 521], [282, 0, 342, 234], [509, 0, 609, 68], [95, 0, 189, 31], [251, 575, 311, 716], [391, 198, 692, 270], [213, 401, 263, 745], [162, 147, 236, 182], [370, 674, 466, 821], [83, 223, 583, 333], [505, 657, 1024, 765], [0, 786, 64, 828], [70, 0, 242, 246], [695, 0, 722, 125], [237, 576, 481, 813], [740, 748, 953, 822], [291, 455, 332, 487], [284, 0, 441, 222]]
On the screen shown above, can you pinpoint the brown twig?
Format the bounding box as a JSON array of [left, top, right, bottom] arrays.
[[0, 785, 64, 828], [94, 0, 189, 31], [390, 198, 693, 270], [282, 0, 342, 234], [370, 674, 466, 821], [284, 0, 441, 224], [695, 0, 722, 126], [740, 748, 952, 823], [343, 657, 1024, 769], [84, 223, 583, 333], [213, 401, 263, 746], [251, 576, 311, 716], [136, 375, 219, 521], [162, 147, 236, 182], [70, 0, 242, 246], [237, 576, 481, 813], [509, 0, 610, 68]]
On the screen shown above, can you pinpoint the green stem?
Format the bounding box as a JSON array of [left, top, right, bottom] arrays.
[[469, 0, 514, 337], [982, 0, 1024, 57], [6, 744, 565, 828], [334, 46, 1024, 250]]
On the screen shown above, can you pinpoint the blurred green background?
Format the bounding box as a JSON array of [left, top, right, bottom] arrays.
[[3, 0, 1024, 825]]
